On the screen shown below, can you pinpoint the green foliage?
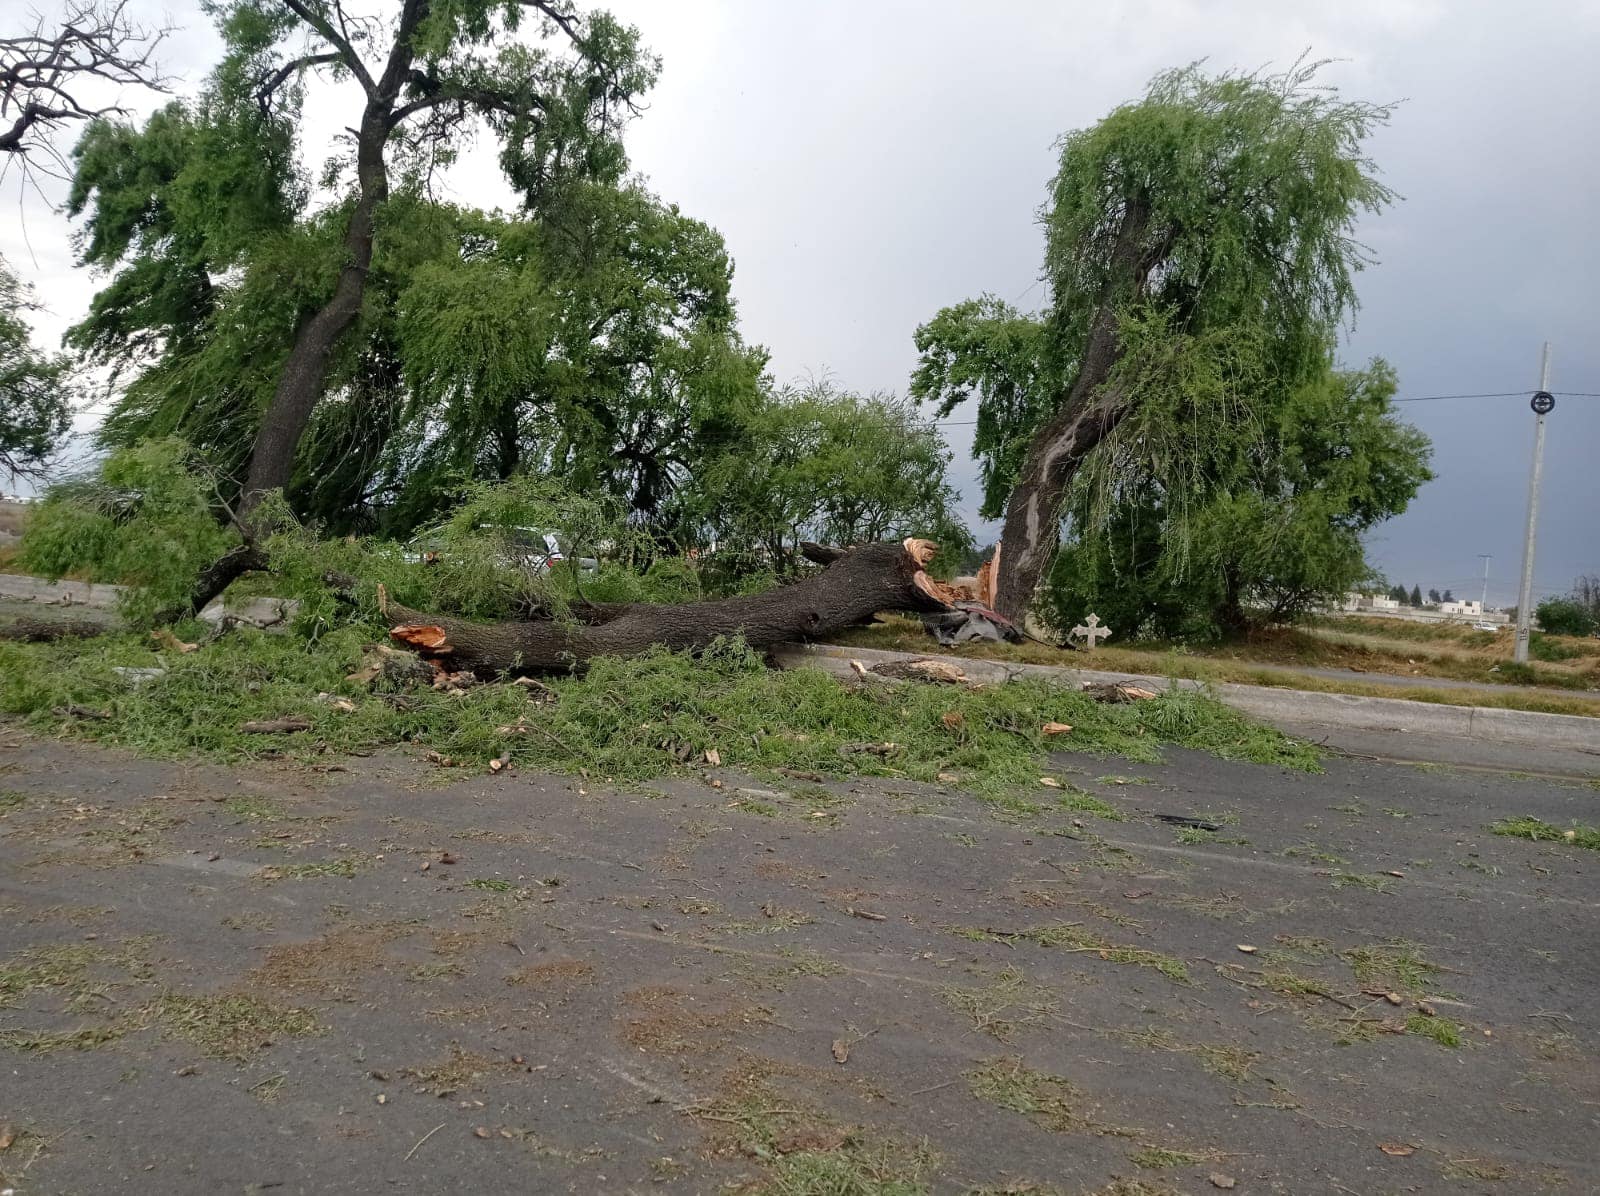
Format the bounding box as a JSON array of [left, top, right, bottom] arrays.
[[17, 440, 235, 624], [1535, 597, 1596, 638], [690, 380, 972, 572], [1041, 360, 1432, 639], [0, 632, 1318, 802], [913, 60, 1410, 633], [0, 259, 75, 480], [910, 296, 1052, 519], [67, 2, 664, 526], [1491, 816, 1600, 852]]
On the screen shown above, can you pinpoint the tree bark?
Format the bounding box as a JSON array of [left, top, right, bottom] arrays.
[[152, 542, 267, 625], [992, 196, 1162, 623], [239, 1, 428, 517], [383, 539, 955, 676]]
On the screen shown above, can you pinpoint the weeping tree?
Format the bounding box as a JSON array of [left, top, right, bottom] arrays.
[[1038, 359, 1432, 639], [913, 61, 1399, 622], [65, 0, 660, 608], [0, 261, 75, 481], [71, 0, 656, 519], [685, 382, 972, 574], [224, 0, 657, 518]]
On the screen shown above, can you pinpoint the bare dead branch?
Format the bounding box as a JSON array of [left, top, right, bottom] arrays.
[[0, 0, 170, 199]]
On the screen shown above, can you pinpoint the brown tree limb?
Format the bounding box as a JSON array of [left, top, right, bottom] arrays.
[[383, 539, 955, 676], [0, 0, 169, 184], [152, 542, 268, 625], [799, 542, 848, 566]]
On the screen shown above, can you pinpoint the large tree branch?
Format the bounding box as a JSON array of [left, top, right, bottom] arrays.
[[375, 0, 429, 98], [383, 539, 956, 676], [387, 81, 548, 130], [279, 0, 375, 94], [255, 49, 342, 114]]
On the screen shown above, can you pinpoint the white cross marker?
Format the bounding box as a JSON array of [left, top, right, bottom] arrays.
[[1070, 613, 1112, 649]]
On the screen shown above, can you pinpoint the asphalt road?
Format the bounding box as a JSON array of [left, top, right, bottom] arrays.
[[1, 725, 1596, 1194]]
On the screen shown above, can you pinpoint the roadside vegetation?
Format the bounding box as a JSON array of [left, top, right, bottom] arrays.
[[836, 615, 1600, 718], [0, 620, 1317, 809]]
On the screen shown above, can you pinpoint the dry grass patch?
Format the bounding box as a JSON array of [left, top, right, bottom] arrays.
[[506, 959, 596, 986], [249, 922, 408, 997], [401, 1043, 518, 1096], [154, 991, 324, 1061], [939, 966, 1058, 1042], [620, 985, 775, 1055]]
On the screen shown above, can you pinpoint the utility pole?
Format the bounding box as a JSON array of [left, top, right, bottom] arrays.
[[1478, 554, 1491, 612], [1513, 343, 1554, 663]]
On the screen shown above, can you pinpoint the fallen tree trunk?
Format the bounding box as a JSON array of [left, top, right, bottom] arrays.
[[384, 539, 957, 676]]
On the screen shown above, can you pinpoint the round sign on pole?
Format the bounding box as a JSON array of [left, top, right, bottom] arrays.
[[1531, 391, 1555, 414]]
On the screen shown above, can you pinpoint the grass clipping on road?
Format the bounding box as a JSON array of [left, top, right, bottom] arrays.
[[0, 628, 1318, 803]]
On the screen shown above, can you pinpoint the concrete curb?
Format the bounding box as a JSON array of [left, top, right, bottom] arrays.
[[0, 573, 124, 608], [774, 642, 1600, 752], [0, 575, 299, 630]]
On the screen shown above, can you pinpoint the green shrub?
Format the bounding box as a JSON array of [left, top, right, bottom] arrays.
[[18, 439, 235, 625], [1535, 598, 1596, 638]]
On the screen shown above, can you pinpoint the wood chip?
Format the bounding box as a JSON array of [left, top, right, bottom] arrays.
[[1378, 1142, 1415, 1157], [1039, 777, 1062, 788], [1041, 721, 1073, 735], [151, 628, 198, 653], [239, 717, 312, 734], [704, 748, 721, 766], [831, 1038, 850, 1064], [1236, 944, 1257, 954], [846, 907, 887, 921], [473, 1126, 490, 1139], [908, 659, 968, 684]]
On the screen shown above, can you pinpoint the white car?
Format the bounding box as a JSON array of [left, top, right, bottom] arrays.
[[403, 527, 598, 574]]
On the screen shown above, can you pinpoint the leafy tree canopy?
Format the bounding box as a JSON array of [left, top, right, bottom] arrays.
[[1040, 360, 1431, 638], [687, 381, 973, 574], [912, 61, 1423, 634], [1537, 596, 1597, 638], [56, 3, 970, 577], [0, 260, 75, 481]]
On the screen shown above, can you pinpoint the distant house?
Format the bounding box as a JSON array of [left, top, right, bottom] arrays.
[[1439, 598, 1483, 618], [1344, 592, 1401, 611]]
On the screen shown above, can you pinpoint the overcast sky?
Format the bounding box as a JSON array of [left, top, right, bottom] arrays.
[[4, 0, 1596, 606]]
